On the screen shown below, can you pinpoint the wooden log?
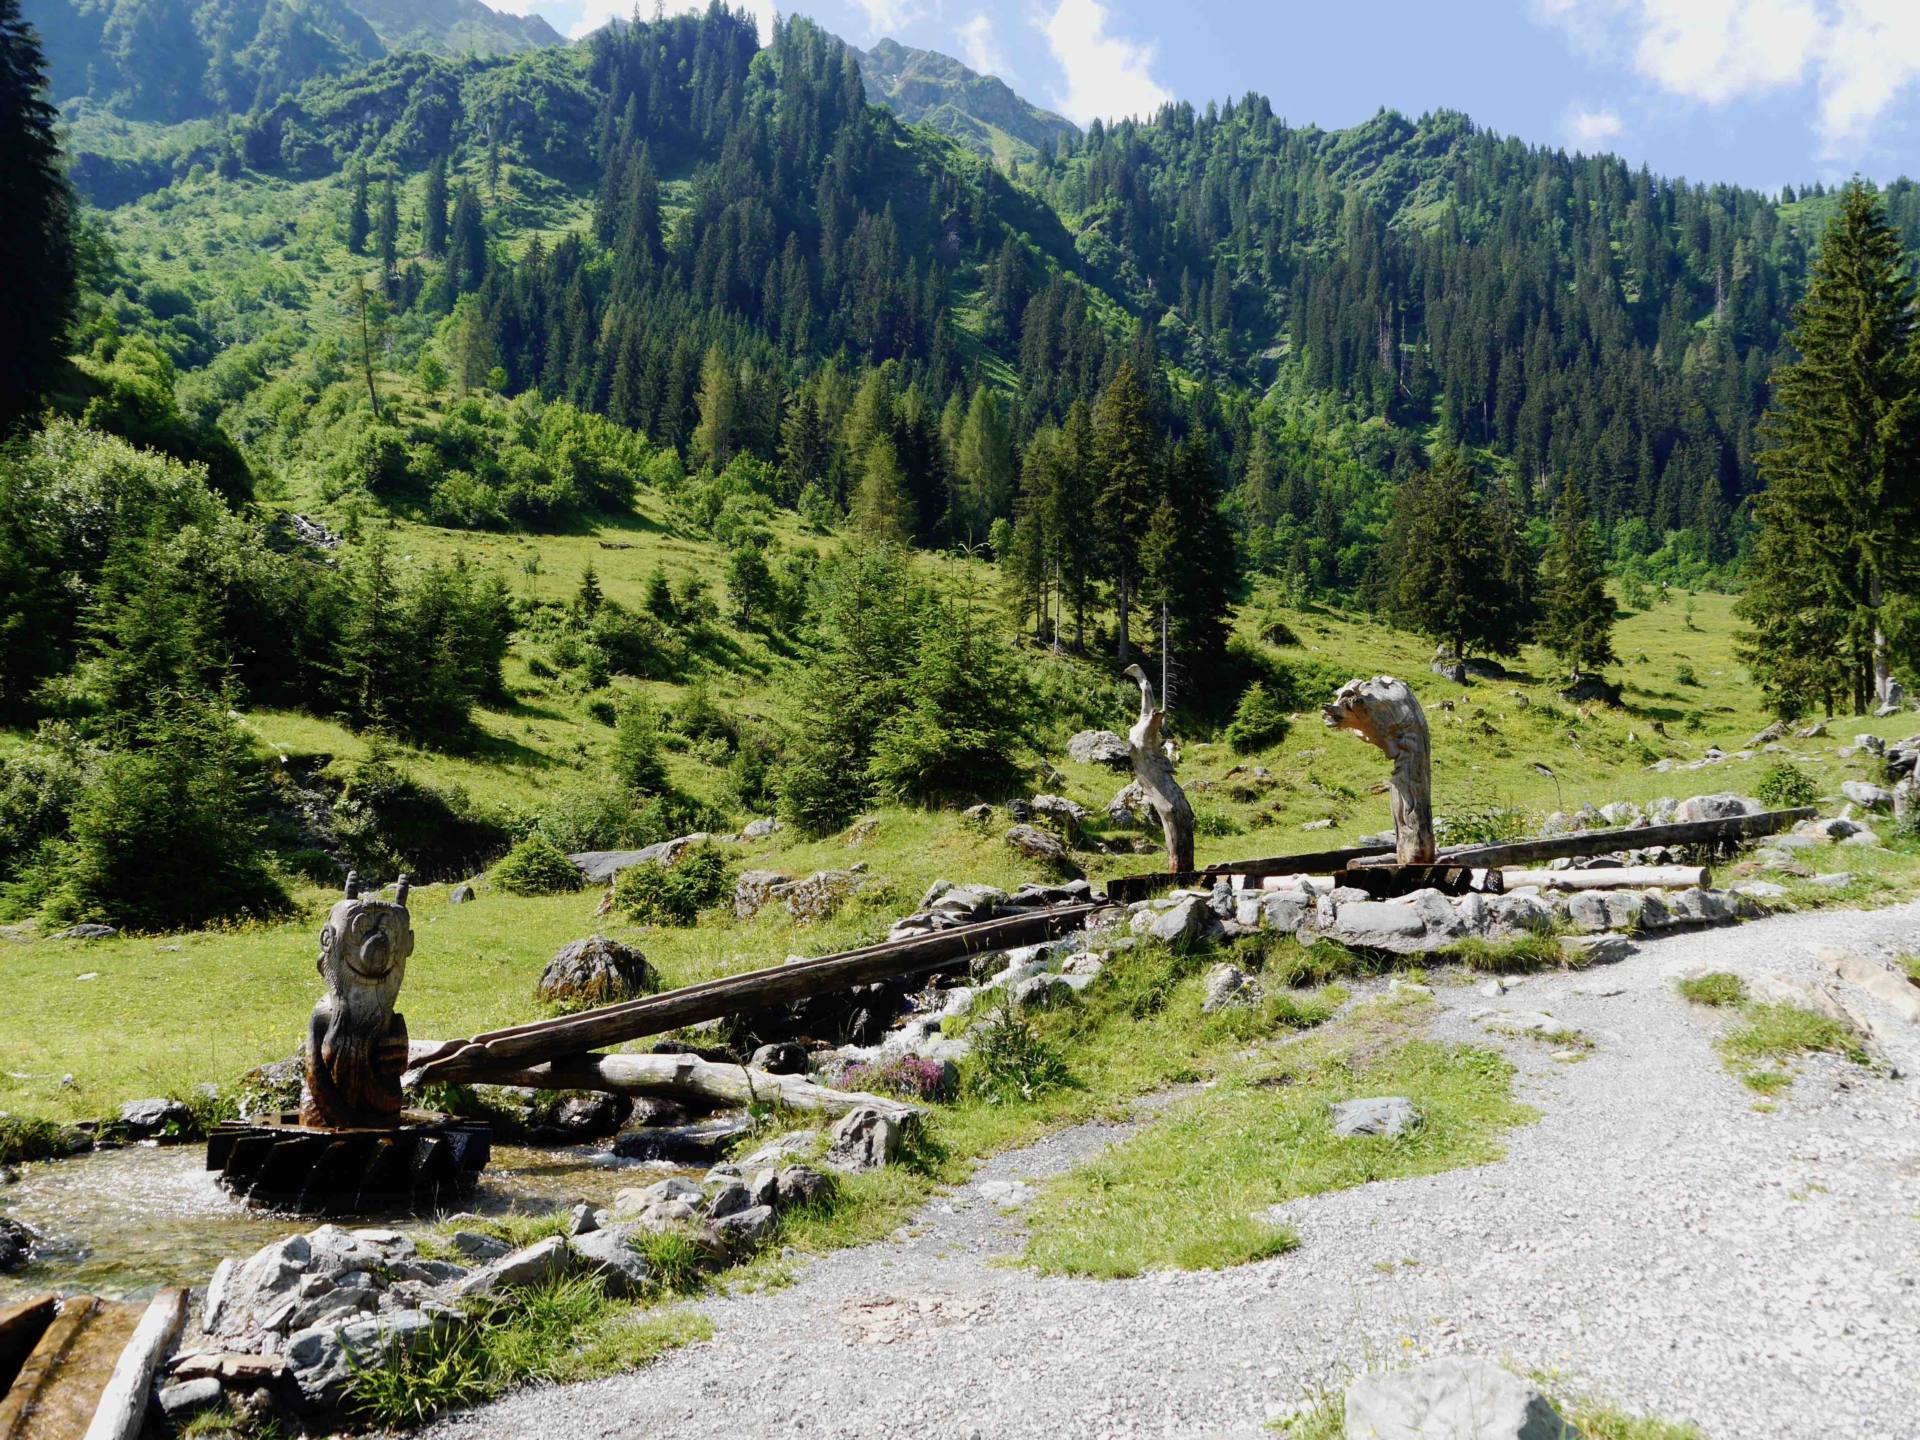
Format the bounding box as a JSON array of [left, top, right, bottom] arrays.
[[1323, 677, 1436, 864], [0, 1295, 95, 1440], [1123, 665, 1195, 873], [408, 1047, 920, 1118], [1102, 844, 1395, 903], [0, 1296, 56, 1399], [1351, 807, 1816, 870], [410, 903, 1095, 1081], [83, 1288, 186, 1440], [1501, 865, 1708, 891]]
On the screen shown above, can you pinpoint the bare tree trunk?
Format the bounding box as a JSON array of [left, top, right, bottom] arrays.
[[1870, 571, 1893, 706], [1116, 569, 1131, 662], [1323, 676, 1436, 864], [1124, 665, 1194, 872]]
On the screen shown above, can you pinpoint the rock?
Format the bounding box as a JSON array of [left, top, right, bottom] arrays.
[[1148, 895, 1224, 948], [451, 1231, 510, 1262], [1486, 894, 1554, 939], [706, 1179, 755, 1220], [734, 869, 789, 920], [1430, 658, 1468, 684], [1106, 780, 1151, 825], [1795, 720, 1828, 739], [1330, 1096, 1420, 1138], [1896, 777, 1919, 827], [544, 1091, 632, 1142], [537, 936, 659, 1008], [749, 1041, 809, 1075], [1797, 815, 1865, 841], [774, 1164, 834, 1210], [50, 923, 116, 940], [448, 882, 475, 905], [0, 1217, 33, 1271], [1564, 934, 1635, 967], [1012, 973, 1076, 1010], [1067, 729, 1131, 767], [1030, 794, 1089, 836], [453, 1236, 572, 1299], [1842, 780, 1894, 810], [707, 1204, 775, 1252], [742, 816, 782, 839], [1675, 793, 1760, 823], [119, 1096, 194, 1139], [1810, 872, 1855, 889], [286, 1309, 454, 1410], [1202, 963, 1261, 1013], [736, 1131, 820, 1170], [1597, 801, 1644, 827], [1733, 880, 1789, 901], [1331, 900, 1428, 952], [157, 1376, 224, 1420], [826, 1105, 911, 1171], [1343, 1357, 1576, 1440], [962, 803, 994, 823], [612, 1115, 756, 1163], [1747, 720, 1789, 747], [1004, 823, 1081, 876], [569, 1226, 650, 1298], [1476, 1009, 1582, 1043], [772, 869, 873, 922]]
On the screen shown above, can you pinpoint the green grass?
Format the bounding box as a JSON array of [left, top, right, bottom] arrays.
[[1675, 972, 1747, 1007], [1273, 1374, 1703, 1438], [1898, 953, 1920, 985], [1020, 996, 1534, 1278], [1718, 1000, 1871, 1093]]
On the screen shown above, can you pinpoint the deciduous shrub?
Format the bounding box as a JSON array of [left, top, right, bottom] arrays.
[[613, 843, 733, 926], [1755, 762, 1817, 809], [491, 833, 583, 896]]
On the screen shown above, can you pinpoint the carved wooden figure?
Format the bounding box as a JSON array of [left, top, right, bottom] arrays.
[[1323, 676, 1436, 864], [300, 873, 414, 1129], [1123, 664, 1195, 873]]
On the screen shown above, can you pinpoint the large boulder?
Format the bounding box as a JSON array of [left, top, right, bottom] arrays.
[[1004, 824, 1082, 876], [1841, 780, 1893, 811], [286, 1308, 457, 1411], [119, 1096, 194, 1140], [826, 1105, 913, 1171], [537, 935, 659, 1008], [1144, 895, 1224, 949], [1675, 793, 1761, 823], [1067, 729, 1131, 768], [1343, 1357, 1577, 1439], [734, 869, 789, 920], [569, 1226, 650, 1298], [1106, 780, 1152, 826]]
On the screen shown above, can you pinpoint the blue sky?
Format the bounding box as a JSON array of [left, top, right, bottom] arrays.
[[489, 0, 1920, 192]]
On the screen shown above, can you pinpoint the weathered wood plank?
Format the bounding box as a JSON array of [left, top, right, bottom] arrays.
[[0, 1297, 56, 1401], [1350, 807, 1816, 870], [411, 903, 1096, 1081], [0, 1295, 96, 1440], [83, 1288, 186, 1440], [1103, 845, 1394, 904], [1501, 865, 1709, 891]]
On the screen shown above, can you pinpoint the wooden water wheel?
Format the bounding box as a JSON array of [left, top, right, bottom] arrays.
[[206, 1110, 490, 1214]]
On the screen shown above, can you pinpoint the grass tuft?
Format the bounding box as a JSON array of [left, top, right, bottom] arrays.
[[1675, 971, 1746, 1007], [0, 1113, 67, 1165], [1440, 932, 1578, 974]]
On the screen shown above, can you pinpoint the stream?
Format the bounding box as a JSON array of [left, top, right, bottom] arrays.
[[0, 1141, 695, 1302]]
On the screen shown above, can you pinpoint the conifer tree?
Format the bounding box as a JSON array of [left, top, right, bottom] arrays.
[[422, 153, 449, 258], [346, 163, 370, 254], [0, 0, 74, 431], [376, 176, 399, 276], [1538, 479, 1616, 683], [1381, 451, 1529, 663], [1092, 361, 1161, 662], [1740, 182, 1920, 713], [852, 436, 914, 546]]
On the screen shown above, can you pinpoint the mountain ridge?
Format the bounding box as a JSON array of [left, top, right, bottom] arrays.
[[857, 36, 1077, 164]]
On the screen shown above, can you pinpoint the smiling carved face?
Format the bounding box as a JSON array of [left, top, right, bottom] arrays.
[[317, 895, 413, 1009]]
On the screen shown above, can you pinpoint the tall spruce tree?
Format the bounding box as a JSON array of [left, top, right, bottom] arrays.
[[1538, 478, 1616, 683], [1092, 360, 1161, 662], [1381, 451, 1529, 663], [422, 153, 449, 258], [1138, 435, 1237, 709], [0, 0, 74, 431], [376, 176, 399, 275], [1739, 182, 1920, 713], [346, 163, 370, 254]]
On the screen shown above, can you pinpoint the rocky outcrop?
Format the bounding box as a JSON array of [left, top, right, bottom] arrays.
[[1004, 824, 1082, 876], [537, 935, 659, 1008], [1066, 729, 1131, 767], [1343, 1357, 1576, 1439]]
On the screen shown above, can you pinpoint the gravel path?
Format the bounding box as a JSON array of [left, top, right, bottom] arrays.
[[426, 902, 1920, 1440]]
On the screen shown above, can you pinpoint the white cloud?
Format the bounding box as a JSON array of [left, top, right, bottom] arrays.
[[957, 13, 1007, 78], [850, 0, 918, 37], [567, 0, 776, 43], [1042, 0, 1173, 126], [1536, 0, 1920, 156], [477, 0, 543, 15], [1565, 104, 1626, 147]]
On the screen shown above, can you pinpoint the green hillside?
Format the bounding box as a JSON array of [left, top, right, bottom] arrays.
[[856, 37, 1079, 165]]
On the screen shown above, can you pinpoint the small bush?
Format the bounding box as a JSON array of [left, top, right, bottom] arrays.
[[1675, 664, 1698, 687], [612, 696, 670, 797], [491, 833, 584, 896], [963, 1000, 1073, 1105], [0, 1113, 68, 1165], [1438, 802, 1529, 846], [1224, 680, 1291, 754], [1755, 762, 1818, 809], [614, 842, 733, 926], [1192, 807, 1242, 838], [1676, 971, 1746, 1007]]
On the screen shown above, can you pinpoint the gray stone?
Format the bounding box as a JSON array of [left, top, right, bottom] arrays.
[[1067, 729, 1131, 767], [286, 1309, 453, 1410], [569, 1226, 651, 1298], [1841, 780, 1893, 810], [1343, 1358, 1577, 1440], [706, 1180, 755, 1220], [119, 1096, 193, 1138], [50, 923, 116, 940], [742, 816, 781, 839], [1734, 880, 1789, 901], [1330, 1096, 1420, 1138], [735, 1131, 821, 1171], [566, 1202, 598, 1237], [158, 1377, 224, 1419], [826, 1105, 911, 1171], [1012, 973, 1076, 1010], [734, 869, 790, 920], [1030, 794, 1089, 833], [707, 1204, 775, 1251], [0, 1217, 32, 1271], [1675, 793, 1760, 823], [1004, 824, 1081, 875], [453, 1235, 573, 1298], [1486, 894, 1555, 939], [537, 935, 658, 1008], [450, 1231, 510, 1262], [772, 868, 872, 921], [1810, 872, 1855, 889], [1598, 801, 1644, 827], [750, 1041, 810, 1074], [774, 1164, 834, 1210], [1331, 900, 1428, 951], [1201, 964, 1260, 1013], [1147, 895, 1224, 948], [448, 882, 475, 905]]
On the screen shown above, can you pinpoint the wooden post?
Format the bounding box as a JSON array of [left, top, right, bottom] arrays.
[[83, 1288, 186, 1440], [1324, 676, 1435, 864], [1123, 664, 1194, 873]]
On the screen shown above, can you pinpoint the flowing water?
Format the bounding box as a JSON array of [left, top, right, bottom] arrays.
[[0, 1141, 696, 1302]]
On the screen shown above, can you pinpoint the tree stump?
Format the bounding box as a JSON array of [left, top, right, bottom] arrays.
[[1123, 665, 1195, 873], [1323, 676, 1436, 864]]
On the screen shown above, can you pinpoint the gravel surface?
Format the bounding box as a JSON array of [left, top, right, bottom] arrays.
[[426, 902, 1920, 1440]]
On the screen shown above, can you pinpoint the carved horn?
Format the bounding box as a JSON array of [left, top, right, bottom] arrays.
[[394, 873, 411, 907], [345, 870, 361, 900]]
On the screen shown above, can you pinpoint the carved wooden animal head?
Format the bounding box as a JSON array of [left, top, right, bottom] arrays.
[[316, 887, 414, 1013], [1322, 675, 1425, 762]]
